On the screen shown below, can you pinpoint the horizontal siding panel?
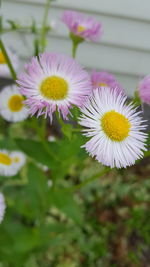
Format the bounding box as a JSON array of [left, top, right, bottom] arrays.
[[2, 0, 150, 96], [2, 33, 140, 96], [3, 32, 149, 77], [5, 0, 150, 22], [2, 2, 150, 52]]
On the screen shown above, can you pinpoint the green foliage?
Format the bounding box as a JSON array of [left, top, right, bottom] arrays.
[[15, 138, 54, 169], [15, 133, 86, 179], [48, 189, 83, 224], [0, 164, 78, 266], [0, 122, 149, 266]]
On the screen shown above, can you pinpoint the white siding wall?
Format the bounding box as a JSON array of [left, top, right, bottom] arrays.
[[2, 0, 150, 96]]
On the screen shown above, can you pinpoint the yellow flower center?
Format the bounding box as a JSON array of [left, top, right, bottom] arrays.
[[40, 76, 68, 100], [77, 25, 85, 33], [13, 156, 20, 163], [0, 51, 6, 64], [8, 95, 24, 112], [0, 153, 12, 165], [101, 110, 131, 141], [98, 82, 108, 87]]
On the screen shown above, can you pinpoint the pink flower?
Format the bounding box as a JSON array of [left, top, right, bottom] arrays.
[[62, 10, 102, 42], [91, 71, 124, 94], [139, 75, 150, 105], [17, 53, 92, 122]]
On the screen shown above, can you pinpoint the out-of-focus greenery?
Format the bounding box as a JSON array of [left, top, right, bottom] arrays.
[[0, 116, 150, 267]]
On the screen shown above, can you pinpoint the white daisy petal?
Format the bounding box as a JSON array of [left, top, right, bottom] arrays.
[[10, 151, 26, 170]]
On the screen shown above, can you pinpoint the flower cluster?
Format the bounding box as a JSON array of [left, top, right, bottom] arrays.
[[16, 50, 148, 168], [0, 9, 148, 171]]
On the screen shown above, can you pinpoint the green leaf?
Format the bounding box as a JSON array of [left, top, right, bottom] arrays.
[[46, 134, 87, 178], [15, 138, 57, 168], [49, 189, 83, 224], [12, 163, 50, 220], [0, 219, 66, 264], [144, 150, 150, 158], [26, 163, 50, 214], [61, 123, 73, 140], [15, 134, 87, 180], [0, 137, 18, 150]]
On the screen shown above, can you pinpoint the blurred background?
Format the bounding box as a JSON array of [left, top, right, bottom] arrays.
[[2, 0, 150, 96]]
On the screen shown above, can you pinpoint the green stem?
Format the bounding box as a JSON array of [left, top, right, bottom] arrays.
[[2, 26, 31, 34], [55, 110, 66, 128], [133, 90, 141, 107], [36, 117, 60, 162], [1, 179, 26, 190], [41, 117, 47, 139], [72, 41, 78, 58], [70, 33, 84, 58], [69, 167, 110, 191], [2, 26, 50, 35], [71, 128, 81, 132], [34, 38, 40, 57], [40, 0, 51, 52], [0, 39, 17, 81], [36, 116, 47, 140]]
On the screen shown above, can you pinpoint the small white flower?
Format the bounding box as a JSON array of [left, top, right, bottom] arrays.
[[47, 179, 53, 187], [10, 151, 26, 170], [0, 85, 29, 122], [0, 193, 6, 223], [0, 47, 19, 78], [48, 135, 56, 142], [0, 150, 26, 177], [79, 88, 147, 168], [0, 149, 18, 176]]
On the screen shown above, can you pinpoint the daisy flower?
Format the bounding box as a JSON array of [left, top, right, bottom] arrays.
[[10, 151, 26, 170], [62, 10, 102, 42], [48, 135, 56, 142], [0, 48, 19, 78], [0, 193, 6, 224], [0, 85, 29, 122], [79, 88, 147, 168], [0, 149, 22, 176], [138, 75, 150, 105], [91, 71, 124, 94], [17, 52, 91, 121]]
